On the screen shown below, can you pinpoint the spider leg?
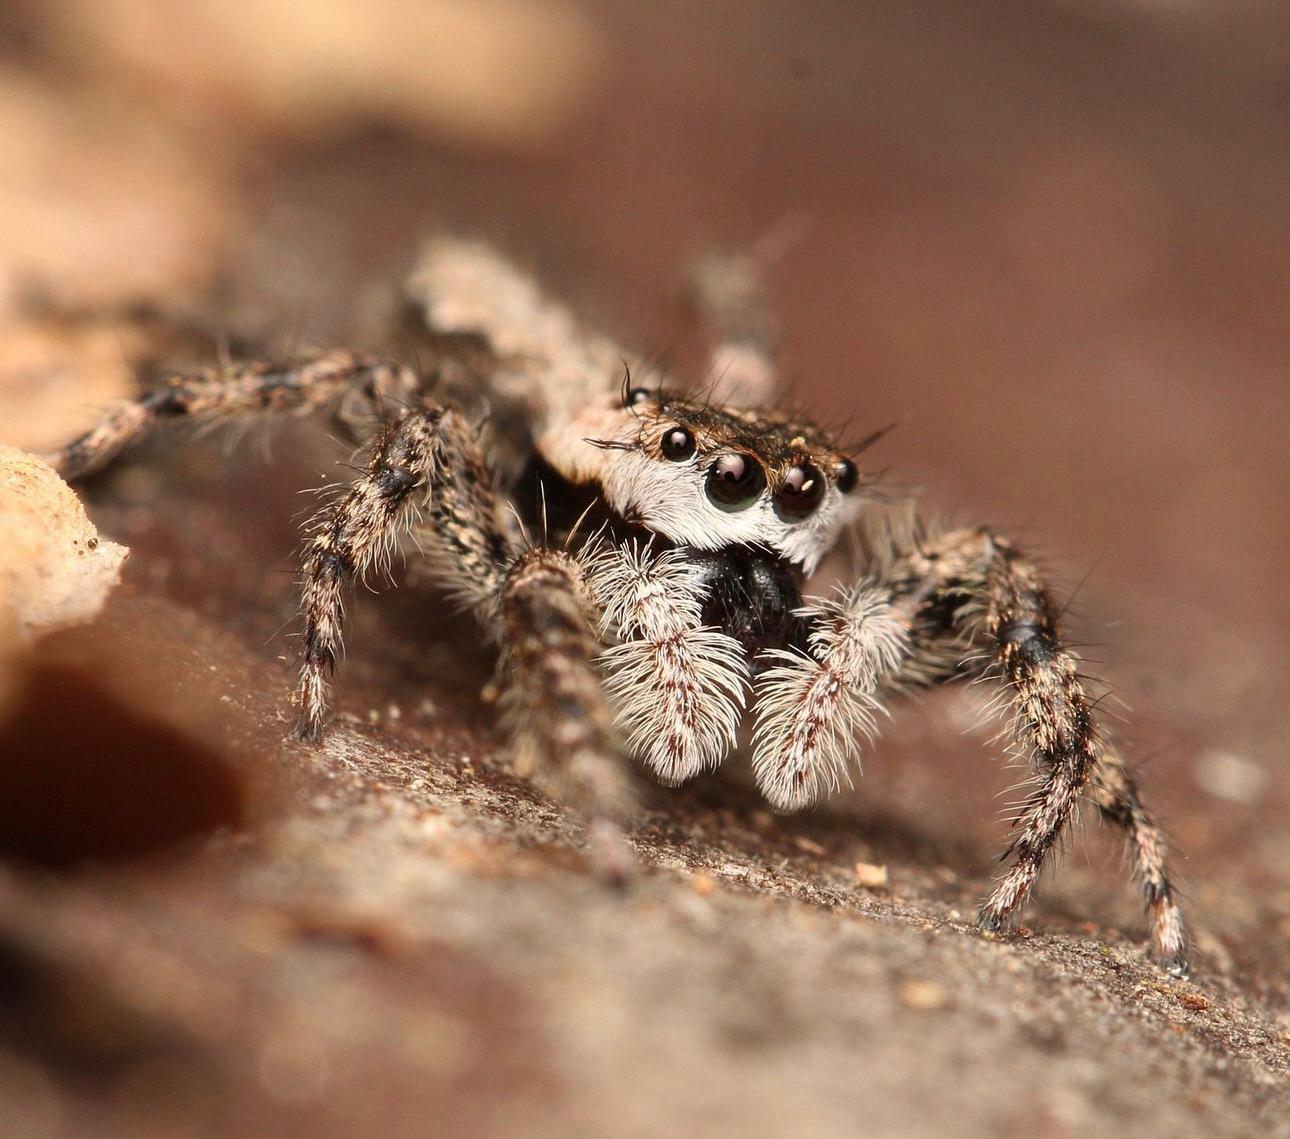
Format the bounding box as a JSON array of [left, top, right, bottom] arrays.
[[45, 350, 421, 481], [689, 249, 779, 410], [297, 404, 514, 740], [404, 238, 633, 443], [1087, 754, 1189, 975], [300, 410, 633, 872], [582, 543, 748, 787], [881, 526, 1188, 975], [749, 584, 908, 810], [498, 547, 634, 858]]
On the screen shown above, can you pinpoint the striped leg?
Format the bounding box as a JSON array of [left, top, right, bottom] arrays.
[[689, 249, 780, 411], [45, 351, 420, 481], [1089, 754, 1188, 974], [885, 527, 1188, 975], [297, 404, 513, 740], [498, 547, 633, 874]]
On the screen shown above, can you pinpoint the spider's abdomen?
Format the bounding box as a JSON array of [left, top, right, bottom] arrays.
[[685, 546, 808, 667]]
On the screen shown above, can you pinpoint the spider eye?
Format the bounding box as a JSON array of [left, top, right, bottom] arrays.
[[833, 458, 858, 494], [661, 426, 696, 462], [774, 463, 825, 520], [705, 452, 765, 511], [624, 386, 653, 408]]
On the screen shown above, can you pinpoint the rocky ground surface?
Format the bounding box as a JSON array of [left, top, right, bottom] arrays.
[[1, 2, 1288, 1137], [0, 521, 1286, 1139]]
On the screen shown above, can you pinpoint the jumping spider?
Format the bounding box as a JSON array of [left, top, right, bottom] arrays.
[[47, 239, 1188, 975]]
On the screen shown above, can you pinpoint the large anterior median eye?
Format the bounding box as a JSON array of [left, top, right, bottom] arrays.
[[705, 453, 765, 511], [774, 463, 825, 520]]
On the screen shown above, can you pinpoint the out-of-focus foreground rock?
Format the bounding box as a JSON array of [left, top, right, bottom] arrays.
[[0, 3, 1286, 1137], [0, 449, 127, 638], [0, 447, 126, 714]]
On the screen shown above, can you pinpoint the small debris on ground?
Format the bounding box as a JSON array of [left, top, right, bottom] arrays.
[[899, 980, 950, 1011], [855, 861, 889, 889]]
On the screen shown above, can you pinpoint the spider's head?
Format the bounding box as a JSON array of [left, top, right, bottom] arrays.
[[540, 383, 865, 573]]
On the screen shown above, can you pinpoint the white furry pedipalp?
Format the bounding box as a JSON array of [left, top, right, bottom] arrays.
[[582, 542, 747, 785], [751, 584, 908, 811]]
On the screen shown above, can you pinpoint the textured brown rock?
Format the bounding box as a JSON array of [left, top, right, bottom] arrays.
[[0, 447, 127, 719], [0, 448, 127, 644]]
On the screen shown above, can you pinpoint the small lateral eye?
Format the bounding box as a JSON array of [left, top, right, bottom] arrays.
[[833, 458, 858, 494], [661, 426, 696, 461], [774, 463, 825, 520], [705, 452, 765, 511], [624, 386, 653, 408]]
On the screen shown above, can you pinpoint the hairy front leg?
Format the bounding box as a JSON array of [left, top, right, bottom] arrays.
[[885, 526, 1189, 974], [489, 537, 750, 871]]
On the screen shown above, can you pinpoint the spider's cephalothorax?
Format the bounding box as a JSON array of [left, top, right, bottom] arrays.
[[557, 384, 860, 570], [46, 239, 1189, 976], [520, 382, 861, 667]]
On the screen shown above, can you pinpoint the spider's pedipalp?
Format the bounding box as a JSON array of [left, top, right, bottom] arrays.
[[584, 542, 747, 785], [750, 584, 907, 811]]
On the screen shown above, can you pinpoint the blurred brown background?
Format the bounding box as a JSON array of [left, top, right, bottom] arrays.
[[0, 2, 1287, 1137]]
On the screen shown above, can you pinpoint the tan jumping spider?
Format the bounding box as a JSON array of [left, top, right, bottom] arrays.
[[47, 239, 1188, 975]]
